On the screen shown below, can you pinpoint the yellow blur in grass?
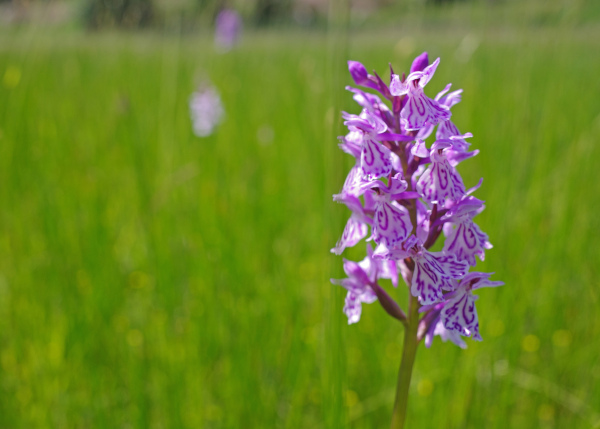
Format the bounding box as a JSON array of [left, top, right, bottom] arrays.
[[417, 379, 434, 397], [522, 334, 540, 353], [3, 66, 20, 88]]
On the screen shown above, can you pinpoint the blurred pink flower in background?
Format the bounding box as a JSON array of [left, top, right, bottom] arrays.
[[215, 8, 242, 52]]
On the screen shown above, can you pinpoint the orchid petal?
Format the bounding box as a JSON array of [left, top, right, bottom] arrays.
[[402, 88, 451, 131], [360, 137, 393, 179]]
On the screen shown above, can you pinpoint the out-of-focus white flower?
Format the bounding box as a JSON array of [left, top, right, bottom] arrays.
[[189, 84, 224, 137]]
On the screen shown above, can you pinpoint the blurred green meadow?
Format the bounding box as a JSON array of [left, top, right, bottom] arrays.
[[1, 2, 600, 428]]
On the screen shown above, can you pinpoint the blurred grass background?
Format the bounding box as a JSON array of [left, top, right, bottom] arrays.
[[1, 0, 599, 427]]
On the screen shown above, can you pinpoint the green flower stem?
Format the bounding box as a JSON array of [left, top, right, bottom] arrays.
[[390, 293, 421, 429]]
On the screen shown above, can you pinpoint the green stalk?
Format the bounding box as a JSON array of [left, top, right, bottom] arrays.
[[390, 294, 420, 429], [389, 109, 421, 429]]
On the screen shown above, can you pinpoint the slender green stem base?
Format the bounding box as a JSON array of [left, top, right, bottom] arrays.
[[390, 295, 420, 429]]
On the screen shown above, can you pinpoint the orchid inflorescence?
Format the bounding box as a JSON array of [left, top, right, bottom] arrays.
[[189, 82, 224, 138], [331, 52, 503, 349]]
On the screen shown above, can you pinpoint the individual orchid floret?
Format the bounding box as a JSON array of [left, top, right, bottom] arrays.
[[333, 164, 364, 200], [416, 140, 466, 205], [441, 196, 492, 266], [441, 272, 504, 340], [331, 216, 369, 255], [437, 133, 479, 169], [374, 237, 469, 305], [361, 134, 393, 179], [343, 110, 394, 179], [418, 303, 468, 349], [366, 242, 398, 288], [360, 174, 413, 247], [331, 194, 374, 255], [347, 87, 395, 130], [339, 127, 363, 160], [434, 84, 471, 148], [411, 246, 469, 305], [331, 244, 398, 324], [390, 57, 451, 131]]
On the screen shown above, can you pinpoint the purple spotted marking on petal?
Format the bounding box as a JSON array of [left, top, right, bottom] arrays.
[[431, 253, 470, 279], [402, 87, 451, 131], [417, 154, 466, 205], [433, 320, 468, 348], [436, 120, 461, 141], [372, 202, 412, 247], [441, 287, 479, 336], [412, 258, 444, 305], [410, 250, 469, 304], [333, 165, 365, 200], [331, 215, 369, 255], [343, 291, 363, 324], [361, 137, 392, 179], [443, 219, 491, 266]]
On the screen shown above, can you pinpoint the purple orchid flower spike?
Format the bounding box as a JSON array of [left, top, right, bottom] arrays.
[[360, 174, 413, 247], [332, 55, 502, 428], [214, 8, 242, 52], [390, 58, 451, 131], [441, 272, 504, 340], [441, 195, 493, 266]]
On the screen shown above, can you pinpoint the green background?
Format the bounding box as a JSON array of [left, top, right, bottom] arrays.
[[0, 1, 599, 427]]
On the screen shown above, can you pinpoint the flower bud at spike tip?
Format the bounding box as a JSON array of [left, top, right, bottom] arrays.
[[348, 61, 369, 85], [410, 52, 429, 73]]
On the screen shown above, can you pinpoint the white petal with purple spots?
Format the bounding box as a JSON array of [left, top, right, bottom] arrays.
[[360, 136, 393, 179], [372, 202, 412, 248], [402, 87, 451, 131], [331, 215, 369, 255]]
